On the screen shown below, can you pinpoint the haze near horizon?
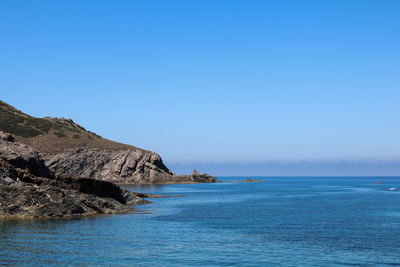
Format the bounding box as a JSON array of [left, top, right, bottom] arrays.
[[1, 0, 400, 175]]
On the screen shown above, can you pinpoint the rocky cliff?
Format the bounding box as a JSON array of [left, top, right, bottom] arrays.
[[0, 100, 219, 184], [45, 147, 175, 184], [0, 131, 148, 218]]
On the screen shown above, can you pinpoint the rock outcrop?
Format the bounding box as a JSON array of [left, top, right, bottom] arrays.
[[45, 149, 220, 184], [44, 147, 175, 184], [0, 131, 52, 178], [172, 169, 221, 184], [0, 132, 149, 218]]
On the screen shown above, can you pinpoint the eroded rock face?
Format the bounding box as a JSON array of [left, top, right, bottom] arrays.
[[0, 131, 52, 178], [44, 147, 176, 184], [44, 149, 221, 184]]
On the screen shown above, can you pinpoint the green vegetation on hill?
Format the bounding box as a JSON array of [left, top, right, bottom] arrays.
[[0, 100, 142, 155], [0, 100, 82, 138]]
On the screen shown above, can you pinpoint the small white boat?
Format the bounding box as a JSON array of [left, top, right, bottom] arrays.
[[389, 188, 397, 191]]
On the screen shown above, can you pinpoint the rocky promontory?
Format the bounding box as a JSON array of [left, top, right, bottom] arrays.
[[0, 100, 219, 184]]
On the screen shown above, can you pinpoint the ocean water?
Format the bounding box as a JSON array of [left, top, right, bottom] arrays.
[[1, 176, 400, 266]]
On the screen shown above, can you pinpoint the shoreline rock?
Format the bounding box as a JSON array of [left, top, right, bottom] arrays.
[[0, 158, 150, 218], [0, 133, 149, 218], [133, 192, 183, 198], [173, 169, 221, 184], [0, 131, 217, 219]]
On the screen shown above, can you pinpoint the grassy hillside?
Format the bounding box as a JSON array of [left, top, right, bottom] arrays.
[[0, 100, 145, 155]]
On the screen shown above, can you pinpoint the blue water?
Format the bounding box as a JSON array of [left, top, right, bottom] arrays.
[[1, 177, 400, 266]]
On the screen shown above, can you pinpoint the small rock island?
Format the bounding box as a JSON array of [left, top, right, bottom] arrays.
[[228, 178, 266, 183]]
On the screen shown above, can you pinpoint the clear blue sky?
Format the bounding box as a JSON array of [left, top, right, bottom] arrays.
[[1, 1, 400, 175]]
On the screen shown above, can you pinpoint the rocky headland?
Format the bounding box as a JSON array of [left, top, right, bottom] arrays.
[[0, 100, 220, 184]]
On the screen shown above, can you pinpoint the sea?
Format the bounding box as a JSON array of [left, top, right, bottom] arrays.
[[1, 176, 400, 266]]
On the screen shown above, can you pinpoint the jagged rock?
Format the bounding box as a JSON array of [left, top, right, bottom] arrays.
[[192, 172, 220, 183], [173, 169, 221, 184], [191, 168, 220, 183], [0, 158, 149, 218], [192, 169, 200, 176]]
